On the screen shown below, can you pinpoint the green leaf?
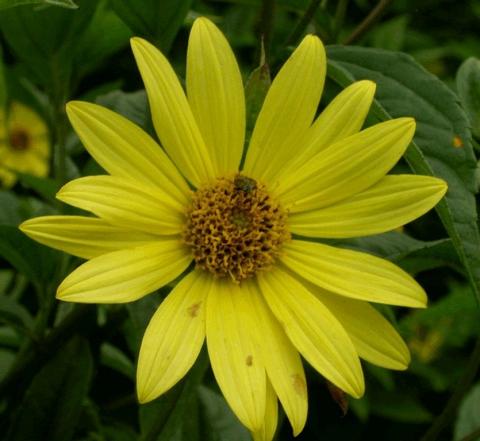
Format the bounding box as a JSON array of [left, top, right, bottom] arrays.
[[457, 57, 480, 140], [96, 90, 149, 131], [0, 0, 77, 10], [0, 294, 34, 331], [0, 225, 60, 286], [0, 325, 21, 348], [100, 343, 134, 380], [124, 294, 161, 355], [198, 386, 250, 441], [102, 424, 139, 441], [73, 0, 132, 79], [0, 191, 22, 225], [368, 388, 433, 423], [327, 46, 480, 303], [17, 173, 60, 202], [139, 349, 209, 441], [0, 349, 15, 381], [402, 282, 480, 349], [369, 15, 408, 51], [455, 383, 480, 441], [111, 0, 192, 52], [334, 231, 458, 272], [6, 337, 93, 441], [0, 0, 96, 87]]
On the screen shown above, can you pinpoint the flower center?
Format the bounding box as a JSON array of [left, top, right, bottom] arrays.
[[184, 174, 290, 282], [9, 128, 30, 151]]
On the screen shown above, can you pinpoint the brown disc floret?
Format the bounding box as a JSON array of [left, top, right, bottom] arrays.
[[184, 174, 290, 282]]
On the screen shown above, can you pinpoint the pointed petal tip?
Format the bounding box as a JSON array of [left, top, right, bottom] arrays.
[[136, 387, 154, 405], [130, 36, 144, 49], [437, 178, 448, 195], [192, 16, 215, 28], [400, 116, 416, 130], [65, 100, 82, 114], [302, 33, 322, 45], [55, 286, 67, 301], [348, 377, 366, 399], [66, 100, 98, 122], [297, 34, 325, 55], [130, 36, 154, 57], [354, 79, 377, 95], [292, 421, 306, 437]]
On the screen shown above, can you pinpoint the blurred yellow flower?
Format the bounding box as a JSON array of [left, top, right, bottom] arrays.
[[20, 17, 447, 440], [0, 101, 50, 188]]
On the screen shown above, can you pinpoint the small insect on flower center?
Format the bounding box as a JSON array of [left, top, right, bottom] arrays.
[[9, 128, 30, 151], [184, 174, 290, 282]]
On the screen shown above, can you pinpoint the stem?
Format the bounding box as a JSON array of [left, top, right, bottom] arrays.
[[342, 0, 393, 45], [258, 0, 275, 61], [332, 0, 349, 42], [420, 337, 480, 441], [54, 112, 67, 184], [50, 54, 70, 186], [285, 0, 322, 46]]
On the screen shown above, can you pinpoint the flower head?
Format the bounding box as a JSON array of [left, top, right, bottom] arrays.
[[20, 17, 447, 440], [0, 101, 50, 188]]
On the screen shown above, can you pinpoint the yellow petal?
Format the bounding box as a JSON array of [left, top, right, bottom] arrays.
[[187, 17, 245, 175], [242, 280, 307, 436], [57, 239, 191, 303], [277, 118, 416, 213], [243, 35, 326, 183], [56, 176, 184, 235], [278, 80, 376, 179], [282, 240, 427, 307], [66, 101, 190, 205], [206, 279, 266, 432], [1, 148, 49, 178], [290, 175, 447, 238], [131, 37, 216, 186], [137, 270, 210, 402], [312, 287, 410, 369], [19, 215, 158, 259], [258, 267, 364, 398], [253, 380, 278, 441]]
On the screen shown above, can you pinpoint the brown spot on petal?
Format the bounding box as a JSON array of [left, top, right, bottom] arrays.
[[187, 302, 201, 318], [326, 381, 348, 416], [291, 373, 307, 397], [246, 355, 253, 366], [453, 135, 463, 148]]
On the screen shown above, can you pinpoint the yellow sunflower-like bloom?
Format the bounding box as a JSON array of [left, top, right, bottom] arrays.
[[20, 18, 447, 440], [0, 101, 50, 188]]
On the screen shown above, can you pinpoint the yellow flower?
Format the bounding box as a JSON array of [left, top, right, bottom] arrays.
[[20, 18, 447, 440], [0, 101, 50, 188]]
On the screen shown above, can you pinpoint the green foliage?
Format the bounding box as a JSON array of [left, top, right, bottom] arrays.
[[110, 0, 192, 52], [457, 57, 480, 140], [0, 225, 60, 286], [0, 1, 478, 441], [0, 0, 78, 10], [327, 47, 480, 303], [198, 386, 251, 441], [5, 337, 93, 441], [0, 0, 96, 90], [455, 383, 480, 441], [139, 350, 208, 441]]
